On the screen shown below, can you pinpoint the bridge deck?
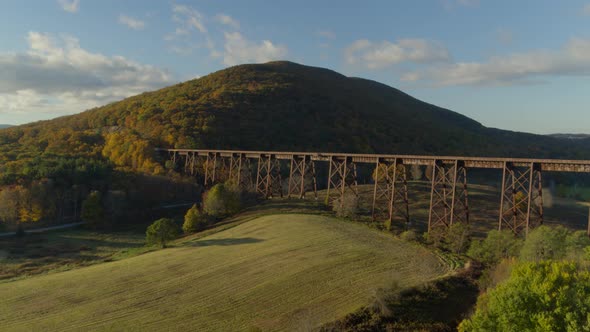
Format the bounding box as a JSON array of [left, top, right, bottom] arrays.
[[156, 148, 590, 173]]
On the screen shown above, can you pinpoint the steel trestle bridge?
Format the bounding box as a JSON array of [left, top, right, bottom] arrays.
[[157, 148, 590, 236]]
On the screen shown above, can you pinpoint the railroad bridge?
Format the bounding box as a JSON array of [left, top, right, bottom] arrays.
[[157, 148, 590, 236]]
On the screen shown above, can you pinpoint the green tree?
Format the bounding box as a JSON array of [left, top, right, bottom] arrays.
[[81, 191, 105, 229], [146, 218, 179, 248], [203, 183, 241, 218], [565, 230, 590, 254], [182, 204, 209, 233], [467, 230, 523, 265], [446, 222, 471, 254], [519, 225, 569, 262], [459, 261, 590, 332]]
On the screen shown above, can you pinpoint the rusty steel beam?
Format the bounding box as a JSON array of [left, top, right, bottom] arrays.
[[371, 160, 394, 221], [183, 151, 198, 175], [372, 159, 410, 228], [326, 156, 358, 209], [451, 162, 469, 225], [156, 148, 590, 173], [204, 152, 218, 187], [228, 153, 254, 191], [499, 162, 543, 236], [428, 160, 470, 232], [256, 154, 282, 198], [288, 155, 317, 199]]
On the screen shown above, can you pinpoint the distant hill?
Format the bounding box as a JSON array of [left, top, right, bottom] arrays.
[[549, 133, 590, 140], [0, 124, 12, 129], [1, 61, 589, 184]]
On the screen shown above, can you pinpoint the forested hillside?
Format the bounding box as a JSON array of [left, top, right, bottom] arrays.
[[1, 61, 589, 229]]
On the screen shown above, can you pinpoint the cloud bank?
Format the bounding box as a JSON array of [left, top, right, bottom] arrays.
[[0, 32, 172, 116]]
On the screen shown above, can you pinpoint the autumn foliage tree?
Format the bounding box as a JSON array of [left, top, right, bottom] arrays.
[[102, 131, 163, 174]]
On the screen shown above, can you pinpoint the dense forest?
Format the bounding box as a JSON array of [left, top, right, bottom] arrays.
[[1, 61, 589, 230]]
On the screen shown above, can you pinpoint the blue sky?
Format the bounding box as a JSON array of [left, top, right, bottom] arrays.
[[1, 0, 590, 134]]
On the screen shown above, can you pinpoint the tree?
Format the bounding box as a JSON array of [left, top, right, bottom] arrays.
[[519, 225, 569, 262], [467, 230, 523, 265], [146, 218, 179, 248], [182, 204, 209, 233], [81, 191, 105, 229], [0, 187, 20, 226], [446, 222, 471, 254], [203, 183, 241, 218], [459, 261, 590, 332]]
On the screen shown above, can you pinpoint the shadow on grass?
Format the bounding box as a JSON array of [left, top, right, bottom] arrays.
[[188, 237, 264, 247]]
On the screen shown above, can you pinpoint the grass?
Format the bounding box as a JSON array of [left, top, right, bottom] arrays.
[[0, 230, 146, 281], [0, 199, 328, 282], [0, 213, 450, 331]]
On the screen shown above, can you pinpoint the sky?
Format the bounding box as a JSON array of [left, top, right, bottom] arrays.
[[1, 0, 590, 134]]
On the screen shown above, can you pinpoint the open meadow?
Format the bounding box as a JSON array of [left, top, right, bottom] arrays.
[[0, 213, 450, 331]]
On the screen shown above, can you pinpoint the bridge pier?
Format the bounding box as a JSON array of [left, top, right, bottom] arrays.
[[288, 155, 317, 199], [499, 162, 543, 236], [371, 159, 410, 228], [428, 160, 469, 232], [183, 151, 199, 175], [256, 154, 282, 198], [204, 152, 219, 187], [326, 156, 358, 209], [227, 153, 254, 191]]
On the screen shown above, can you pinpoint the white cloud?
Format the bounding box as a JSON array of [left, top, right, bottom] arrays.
[[317, 30, 335, 39], [0, 32, 173, 116], [215, 14, 239, 29], [222, 32, 287, 66], [57, 0, 79, 13], [166, 4, 216, 56], [345, 38, 450, 69], [583, 4, 590, 16], [119, 15, 146, 30], [173, 4, 206, 34], [402, 38, 590, 86]]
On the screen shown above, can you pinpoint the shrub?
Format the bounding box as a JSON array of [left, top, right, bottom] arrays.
[[566, 230, 590, 253], [146, 218, 179, 248], [182, 204, 209, 233], [203, 183, 241, 218], [467, 230, 523, 265], [425, 226, 446, 249], [400, 230, 418, 242], [332, 192, 359, 218], [519, 225, 569, 262], [446, 222, 471, 254], [459, 261, 590, 332]]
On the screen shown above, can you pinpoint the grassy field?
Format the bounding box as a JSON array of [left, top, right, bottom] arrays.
[[0, 230, 147, 281], [0, 213, 450, 331]]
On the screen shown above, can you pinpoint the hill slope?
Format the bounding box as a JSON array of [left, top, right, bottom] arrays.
[[0, 214, 449, 331], [0, 125, 12, 129], [1, 61, 589, 184]]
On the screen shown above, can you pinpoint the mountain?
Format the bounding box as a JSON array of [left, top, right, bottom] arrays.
[[0, 124, 12, 129], [1, 61, 589, 184], [549, 133, 590, 140]]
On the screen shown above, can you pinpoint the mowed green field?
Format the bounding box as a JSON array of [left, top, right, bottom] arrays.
[[0, 214, 449, 331]]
